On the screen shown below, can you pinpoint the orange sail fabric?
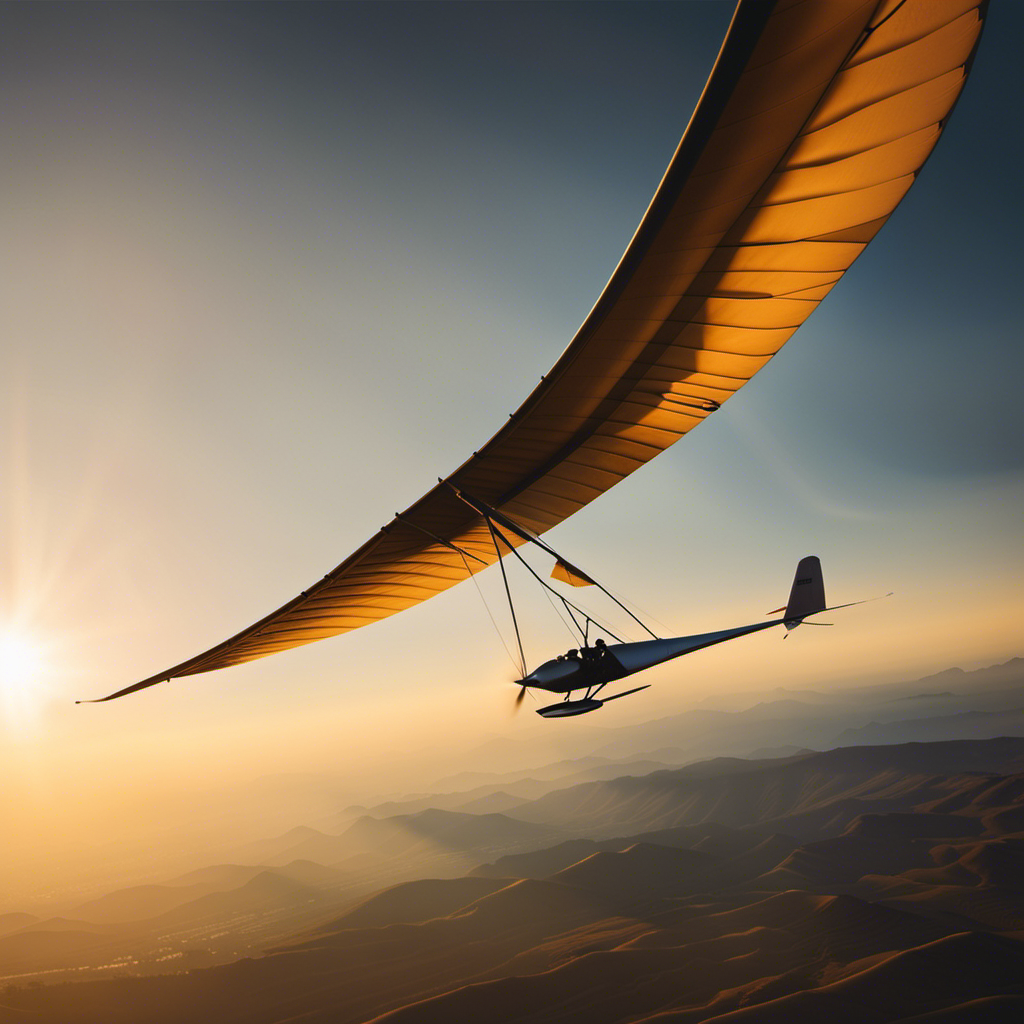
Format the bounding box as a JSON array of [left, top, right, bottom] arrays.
[[91, 0, 986, 700]]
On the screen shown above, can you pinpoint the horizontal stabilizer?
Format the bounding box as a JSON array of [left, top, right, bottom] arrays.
[[821, 592, 894, 616]]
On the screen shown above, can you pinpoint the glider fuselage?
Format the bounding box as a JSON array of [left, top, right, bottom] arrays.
[[520, 623, 783, 697]]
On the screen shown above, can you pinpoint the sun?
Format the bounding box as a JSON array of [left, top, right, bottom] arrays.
[[0, 632, 42, 688], [0, 628, 54, 728]]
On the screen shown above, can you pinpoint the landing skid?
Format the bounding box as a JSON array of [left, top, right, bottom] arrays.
[[536, 697, 603, 718], [535, 684, 651, 718]]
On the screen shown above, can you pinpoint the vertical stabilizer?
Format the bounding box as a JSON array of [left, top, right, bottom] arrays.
[[785, 556, 825, 624]]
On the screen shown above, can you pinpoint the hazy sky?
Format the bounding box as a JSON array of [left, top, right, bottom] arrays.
[[2, 2, 1022, 899]]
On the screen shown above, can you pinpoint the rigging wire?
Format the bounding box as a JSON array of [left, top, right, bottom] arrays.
[[437, 482, 654, 666], [542, 563, 652, 643], [399, 510, 523, 673], [456, 548, 522, 676], [483, 517, 527, 678], [588, 576, 673, 637], [447, 485, 659, 641], [538, 579, 585, 645], [580, 570, 660, 640], [486, 520, 626, 645], [560, 600, 588, 645]]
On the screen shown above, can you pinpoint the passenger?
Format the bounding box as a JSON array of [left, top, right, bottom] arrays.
[[566, 649, 579, 660]]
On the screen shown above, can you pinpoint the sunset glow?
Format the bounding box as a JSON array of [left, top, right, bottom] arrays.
[[0, 11, 1021, 1016]]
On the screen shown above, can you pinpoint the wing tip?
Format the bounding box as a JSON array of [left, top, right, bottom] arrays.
[[76, 676, 174, 704]]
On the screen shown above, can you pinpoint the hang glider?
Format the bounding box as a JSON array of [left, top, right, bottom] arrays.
[[81, 0, 985, 703]]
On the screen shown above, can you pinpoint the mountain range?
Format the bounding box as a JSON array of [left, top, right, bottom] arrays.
[[4, 731, 1022, 1023]]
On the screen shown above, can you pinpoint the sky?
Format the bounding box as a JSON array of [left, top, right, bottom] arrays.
[[2, 1, 1022, 900]]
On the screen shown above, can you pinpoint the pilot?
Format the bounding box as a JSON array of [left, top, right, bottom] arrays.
[[594, 638, 607, 657]]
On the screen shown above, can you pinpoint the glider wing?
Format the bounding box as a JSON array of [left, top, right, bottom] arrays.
[[89, 0, 985, 700]]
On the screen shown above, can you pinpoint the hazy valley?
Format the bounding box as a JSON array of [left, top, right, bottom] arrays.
[[3, 659, 1023, 1023]]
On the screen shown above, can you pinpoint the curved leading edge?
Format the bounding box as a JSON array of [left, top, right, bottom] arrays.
[[88, 0, 986, 701]]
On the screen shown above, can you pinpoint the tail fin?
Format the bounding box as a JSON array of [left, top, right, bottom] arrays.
[[784, 555, 825, 625]]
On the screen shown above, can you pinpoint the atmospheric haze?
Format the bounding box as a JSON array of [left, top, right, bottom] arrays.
[[1, 0, 1022, 983]]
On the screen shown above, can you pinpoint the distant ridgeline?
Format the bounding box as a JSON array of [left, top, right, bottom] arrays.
[[4, 735, 1024, 1022]]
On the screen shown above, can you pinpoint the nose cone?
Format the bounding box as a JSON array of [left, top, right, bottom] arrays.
[[520, 657, 583, 693]]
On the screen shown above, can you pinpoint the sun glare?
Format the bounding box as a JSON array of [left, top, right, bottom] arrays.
[[0, 632, 42, 691], [0, 628, 54, 730]]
